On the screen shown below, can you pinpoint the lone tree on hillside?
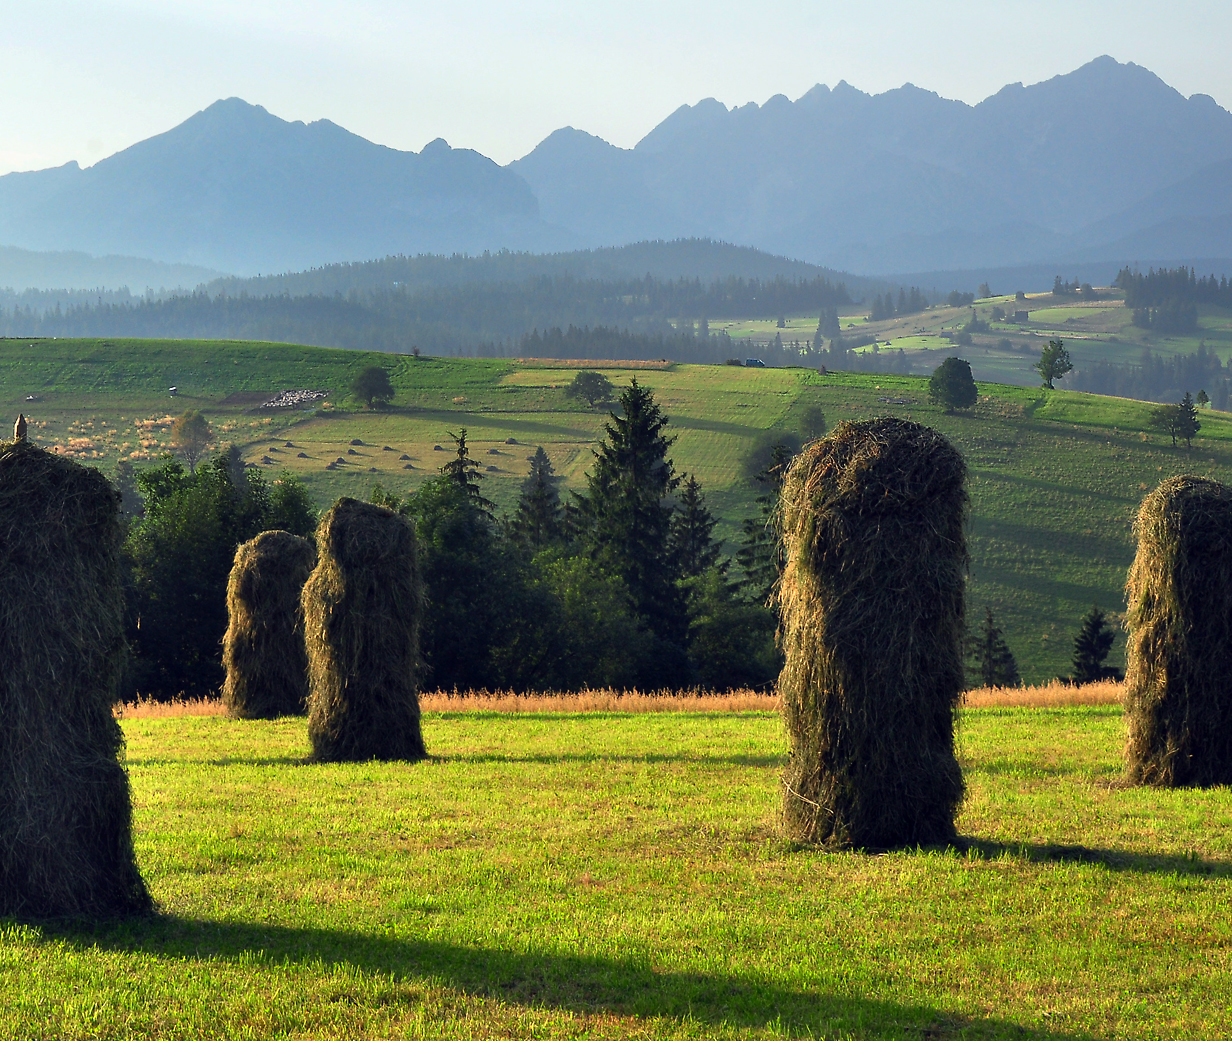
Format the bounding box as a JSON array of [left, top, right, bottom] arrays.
[[566, 370, 614, 408], [1150, 395, 1200, 448], [171, 410, 212, 474], [1036, 338, 1073, 389], [929, 357, 978, 412], [1178, 391, 1202, 448], [969, 607, 1020, 688], [352, 366, 395, 409], [1070, 605, 1122, 684], [800, 405, 827, 442]]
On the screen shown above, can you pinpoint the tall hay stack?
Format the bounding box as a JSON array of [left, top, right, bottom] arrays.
[[303, 498, 426, 762], [222, 530, 316, 719], [1124, 475, 1232, 786], [777, 418, 968, 849], [0, 440, 151, 918]]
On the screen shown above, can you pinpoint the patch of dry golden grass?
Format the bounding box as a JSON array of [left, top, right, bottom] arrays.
[[419, 689, 778, 713], [113, 697, 227, 719], [962, 679, 1123, 708], [514, 358, 674, 370], [111, 681, 1123, 718]]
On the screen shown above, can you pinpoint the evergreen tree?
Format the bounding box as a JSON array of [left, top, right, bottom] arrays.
[[736, 440, 794, 604], [512, 446, 563, 547], [578, 379, 686, 645], [969, 607, 1020, 688], [441, 428, 493, 512], [1178, 391, 1201, 448], [669, 475, 721, 579], [1070, 605, 1122, 684], [929, 356, 979, 412]]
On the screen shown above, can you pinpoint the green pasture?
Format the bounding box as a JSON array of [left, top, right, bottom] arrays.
[[4, 708, 1230, 1039], [9, 338, 1232, 681]]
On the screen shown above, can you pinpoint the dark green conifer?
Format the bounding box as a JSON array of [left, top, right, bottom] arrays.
[[513, 446, 562, 548], [969, 607, 1020, 688], [1070, 605, 1121, 684], [669, 475, 721, 579]]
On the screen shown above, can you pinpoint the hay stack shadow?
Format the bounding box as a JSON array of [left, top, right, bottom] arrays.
[[0, 439, 151, 918], [222, 530, 316, 719], [303, 498, 427, 762], [776, 418, 967, 849], [1125, 475, 1232, 786]]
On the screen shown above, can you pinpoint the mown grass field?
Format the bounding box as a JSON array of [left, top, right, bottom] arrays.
[[4, 707, 1230, 1039], [8, 337, 1232, 681]]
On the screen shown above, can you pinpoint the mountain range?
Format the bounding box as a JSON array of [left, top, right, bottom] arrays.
[[1, 56, 1230, 281]]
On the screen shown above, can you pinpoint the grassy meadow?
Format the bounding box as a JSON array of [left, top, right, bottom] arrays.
[[718, 289, 1232, 389], [8, 336, 1232, 681], [4, 704, 1231, 1039]]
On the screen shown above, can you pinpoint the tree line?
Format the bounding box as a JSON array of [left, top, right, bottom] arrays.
[[1071, 343, 1231, 405], [0, 273, 855, 356]]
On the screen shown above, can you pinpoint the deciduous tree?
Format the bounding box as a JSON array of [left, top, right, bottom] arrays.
[[1036, 338, 1073, 389]]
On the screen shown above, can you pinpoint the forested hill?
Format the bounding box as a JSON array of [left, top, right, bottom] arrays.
[[0, 255, 876, 358], [199, 239, 862, 298]]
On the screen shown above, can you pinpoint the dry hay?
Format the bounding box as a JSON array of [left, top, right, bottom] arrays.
[[303, 498, 426, 762], [222, 530, 316, 719], [963, 679, 1123, 709], [1124, 476, 1232, 786], [0, 439, 151, 918], [420, 688, 779, 713], [776, 418, 968, 849], [115, 696, 226, 719]]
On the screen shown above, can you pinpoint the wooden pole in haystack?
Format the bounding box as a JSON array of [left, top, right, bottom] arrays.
[[1125, 475, 1232, 786], [777, 417, 968, 849], [222, 530, 316, 719], [0, 438, 152, 918], [303, 497, 426, 762]]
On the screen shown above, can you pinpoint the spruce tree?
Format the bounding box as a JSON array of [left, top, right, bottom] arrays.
[[669, 475, 721, 579], [441, 429, 493, 512], [1070, 605, 1121, 684], [736, 440, 794, 604], [969, 607, 1020, 688], [1178, 391, 1201, 448], [513, 446, 562, 548], [578, 379, 685, 644]]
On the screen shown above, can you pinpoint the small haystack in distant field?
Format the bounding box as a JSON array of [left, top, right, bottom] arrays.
[[303, 498, 426, 762], [0, 439, 151, 918], [777, 418, 968, 849], [1124, 476, 1232, 786], [222, 530, 316, 719]]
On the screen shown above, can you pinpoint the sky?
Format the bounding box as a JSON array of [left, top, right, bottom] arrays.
[[3, 0, 1231, 176]]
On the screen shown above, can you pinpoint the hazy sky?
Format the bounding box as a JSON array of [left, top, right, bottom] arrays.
[[4, 0, 1231, 175]]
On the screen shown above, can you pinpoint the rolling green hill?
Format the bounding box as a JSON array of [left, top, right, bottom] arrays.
[[7, 336, 1232, 683]]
